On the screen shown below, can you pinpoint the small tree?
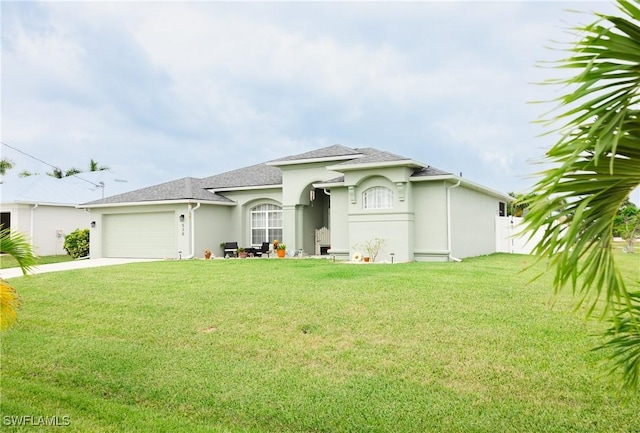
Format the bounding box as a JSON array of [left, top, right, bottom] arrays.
[[63, 228, 90, 259], [507, 192, 537, 217], [19, 170, 39, 177], [89, 159, 110, 172], [357, 238, 386, 263], [0, 158, 14, 176], [614, 203, 640, 253]]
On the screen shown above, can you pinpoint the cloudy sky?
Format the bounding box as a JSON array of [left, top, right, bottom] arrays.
[[3, 0, 630, 201]]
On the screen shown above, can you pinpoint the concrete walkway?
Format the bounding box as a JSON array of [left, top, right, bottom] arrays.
[[0, 258, 158, 280]]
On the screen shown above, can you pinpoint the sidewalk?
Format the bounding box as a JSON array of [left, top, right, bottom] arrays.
[[0, 258, 158, 280]]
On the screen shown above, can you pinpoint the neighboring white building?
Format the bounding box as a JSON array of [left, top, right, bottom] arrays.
[[82, 145, 512, 262], [1, 173, 132, 256]]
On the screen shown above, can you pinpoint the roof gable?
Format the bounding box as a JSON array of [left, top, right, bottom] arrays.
[[268, 144, 362, 166], [199, 163, 282, 190], [333, 147, 411, 166], [411, 166, 452, 177]]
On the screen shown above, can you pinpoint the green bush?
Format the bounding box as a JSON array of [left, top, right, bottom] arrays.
[[63, 228, 89, 259]]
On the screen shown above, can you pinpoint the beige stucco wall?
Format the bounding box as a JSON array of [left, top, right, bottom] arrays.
[[3, 203, 90, 256], [220, 188, 282, 248], [411, 181, 449, 261], [88, 204, 191, 259], [347, 173, 414, 262], [193, 205, 233, 258], [88, 202, 240, 259], [327, 169, 417, 262], [450, 185, 500, 259]]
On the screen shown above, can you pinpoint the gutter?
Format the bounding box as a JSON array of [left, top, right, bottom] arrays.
[[182, 202, 201, 259], [410, 175, 512, 202], [446, 179, 462, 262]]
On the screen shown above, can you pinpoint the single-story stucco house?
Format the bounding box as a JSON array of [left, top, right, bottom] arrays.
[[0, 172, 133, 256], [81, 145, 512, 262]]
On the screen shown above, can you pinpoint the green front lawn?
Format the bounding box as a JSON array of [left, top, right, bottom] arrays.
[[2, 253, 639, 432], [0, 254, 74, 269]]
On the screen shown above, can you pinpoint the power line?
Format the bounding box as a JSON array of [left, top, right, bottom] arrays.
[[1, 141, 102, 188]]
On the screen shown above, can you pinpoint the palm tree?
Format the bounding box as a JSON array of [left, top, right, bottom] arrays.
[[0, 229, 37, 330], [524, 0, 640, 389], [47, 159, 108, 178], [19, 170, 38, 177], [47, 167, 81, 178], [0, 157, 14, 183], [47, 167, 64, 179], [64, 167, 82, 177], [88, 159, 109, 172]]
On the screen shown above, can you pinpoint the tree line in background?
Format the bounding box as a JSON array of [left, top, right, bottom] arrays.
[[0, 157, 109, 179]]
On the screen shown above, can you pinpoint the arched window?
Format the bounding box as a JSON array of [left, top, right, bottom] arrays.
[[363, 186, 394, 210], [251, 204, 282, 245]]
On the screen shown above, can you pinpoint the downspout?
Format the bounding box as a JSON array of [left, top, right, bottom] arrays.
[[182, 202, 201, 259], [84, 208, 92, 258], [30, 203, 39, 249], [446, 180, 462, 262]]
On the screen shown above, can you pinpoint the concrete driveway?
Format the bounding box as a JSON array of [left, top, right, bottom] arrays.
[[0, 258, 158, 280]]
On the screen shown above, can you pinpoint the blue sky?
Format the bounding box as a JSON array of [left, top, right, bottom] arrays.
[[4, 1, 635, 202]]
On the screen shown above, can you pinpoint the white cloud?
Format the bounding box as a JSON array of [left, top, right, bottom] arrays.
[[1, 0, 622, 194]]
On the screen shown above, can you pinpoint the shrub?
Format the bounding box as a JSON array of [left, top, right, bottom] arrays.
[[64, 228, 89, 259]]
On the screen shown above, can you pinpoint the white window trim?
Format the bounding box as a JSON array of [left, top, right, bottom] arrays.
[[250, 203, 282, 246], [362, 186, 394, 210]]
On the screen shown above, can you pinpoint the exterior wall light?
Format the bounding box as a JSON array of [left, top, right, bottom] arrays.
[[179, 214, 185, 223], [90, 221, 96, 228]]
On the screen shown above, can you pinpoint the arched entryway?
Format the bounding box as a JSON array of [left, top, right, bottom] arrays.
[[299, 185, 330, 255]]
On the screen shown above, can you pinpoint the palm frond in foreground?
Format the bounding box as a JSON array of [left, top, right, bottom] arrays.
[[524, 0, 640, 389]]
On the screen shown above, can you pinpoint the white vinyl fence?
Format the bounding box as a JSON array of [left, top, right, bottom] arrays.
[[495, 216, 542, 255]]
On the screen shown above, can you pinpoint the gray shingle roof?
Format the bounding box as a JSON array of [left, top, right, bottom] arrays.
[[83, 177, 232, 205], [269, 144, 361, 163], [411, 166, 452, 177], [82, 145, 452, 207], [200, 163, 282, 189], [314, 176, 345, 185], [332, 147, 410, 166]]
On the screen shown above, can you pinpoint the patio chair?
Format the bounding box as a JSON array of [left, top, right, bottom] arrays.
[[253, 242, 271, 258], [224, 241, 238, 258]]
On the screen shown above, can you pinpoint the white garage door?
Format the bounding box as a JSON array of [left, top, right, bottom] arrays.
[[103, 212, 176, 258]]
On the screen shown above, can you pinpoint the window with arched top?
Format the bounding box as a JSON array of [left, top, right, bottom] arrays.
[[250, 203, 282, 245], [362, 186, 394, 209]]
